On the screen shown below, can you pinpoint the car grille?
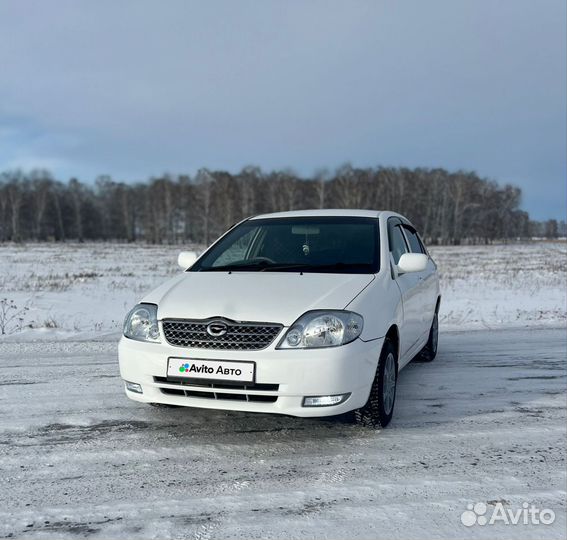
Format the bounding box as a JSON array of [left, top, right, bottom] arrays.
[[154, 377, 279, 403], [161, 318, 283, 350]]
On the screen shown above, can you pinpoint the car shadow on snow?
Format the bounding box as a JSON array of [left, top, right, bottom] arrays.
[[111, 330, 567, 443], [21, 329, 563, 449]]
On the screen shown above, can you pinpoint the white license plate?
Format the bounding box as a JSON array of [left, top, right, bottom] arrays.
[[167, 358, 255, 383]]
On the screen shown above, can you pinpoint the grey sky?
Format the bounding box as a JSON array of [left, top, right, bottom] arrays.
[[0, 0, 565, 220]]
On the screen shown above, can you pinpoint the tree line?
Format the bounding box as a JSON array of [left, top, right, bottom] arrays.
[[0, 166, 562, 245]]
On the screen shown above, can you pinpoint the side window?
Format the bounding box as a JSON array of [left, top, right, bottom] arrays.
[[388, 221, 408, 264], [402, 226, 426, 254]]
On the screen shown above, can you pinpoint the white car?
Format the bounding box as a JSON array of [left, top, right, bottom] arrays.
[[119, 210, 440, 427]]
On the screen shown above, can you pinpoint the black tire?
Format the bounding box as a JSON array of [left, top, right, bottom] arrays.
[[417, 311, 438, 362], [354, 340, 398, 428]]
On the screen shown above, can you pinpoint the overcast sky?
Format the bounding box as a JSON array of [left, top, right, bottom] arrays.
[[0, 1, 565, 220]]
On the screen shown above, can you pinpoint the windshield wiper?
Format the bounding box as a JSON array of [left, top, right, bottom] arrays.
[[201, 260, 373, 273], [261, 262, 348, 273], [261, 262, 373, 273], [200, 259, 272, 272], [259, 263, 314, 272]]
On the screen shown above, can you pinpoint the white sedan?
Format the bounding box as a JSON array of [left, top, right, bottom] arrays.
[[119, 210, 440, 427]]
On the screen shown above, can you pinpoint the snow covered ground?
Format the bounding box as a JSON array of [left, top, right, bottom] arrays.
[[431, 243, 566, 330], [0, 242, 565, 538], [0, 328, 565, 539], [0, 241, 565, 340]]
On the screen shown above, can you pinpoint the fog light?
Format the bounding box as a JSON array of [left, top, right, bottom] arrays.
[[125, 381, 143, 394], [303, 393, 350, 407]]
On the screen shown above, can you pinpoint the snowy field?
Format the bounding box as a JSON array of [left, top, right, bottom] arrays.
[[0, 241, 565, 339], [0, 242, 565, 539], [0, 328, 565, 539]]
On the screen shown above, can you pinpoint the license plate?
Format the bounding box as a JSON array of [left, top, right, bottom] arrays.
[[167, 358, 255, 383]]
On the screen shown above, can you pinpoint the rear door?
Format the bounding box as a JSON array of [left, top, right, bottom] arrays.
[[387, 218, 422, 359]]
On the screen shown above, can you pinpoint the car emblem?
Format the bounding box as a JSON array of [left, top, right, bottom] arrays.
[[206, 321, 228, 337]]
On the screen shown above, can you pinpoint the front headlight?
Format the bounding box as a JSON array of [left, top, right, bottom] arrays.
[[277, 310, 364, 349], [123, 303, 161, 343]]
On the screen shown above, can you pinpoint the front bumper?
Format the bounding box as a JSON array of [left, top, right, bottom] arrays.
[[118, 335, 383, 417]]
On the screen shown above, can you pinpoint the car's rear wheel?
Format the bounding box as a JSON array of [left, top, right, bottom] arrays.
[[353, 340, 397, 428], [418, 311, 438, 362]]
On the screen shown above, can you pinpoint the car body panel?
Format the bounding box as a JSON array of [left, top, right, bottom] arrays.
[[145, 272, 375, 326], [118, 334, 384, 417]]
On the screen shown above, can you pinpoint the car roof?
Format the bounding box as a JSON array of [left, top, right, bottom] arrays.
[[250, 209, 384, 220]]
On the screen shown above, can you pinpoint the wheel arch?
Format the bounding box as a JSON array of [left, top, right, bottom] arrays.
[[384, 324, 400, 367]]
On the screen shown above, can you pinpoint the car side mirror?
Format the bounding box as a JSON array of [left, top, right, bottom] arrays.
[[397, 253, 428, 274], [178, 251, 198, 269]]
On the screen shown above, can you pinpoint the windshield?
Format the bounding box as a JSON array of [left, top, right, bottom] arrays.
[[191, 217, 380, 274]]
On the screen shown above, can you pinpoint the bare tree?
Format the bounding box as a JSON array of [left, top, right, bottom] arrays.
[[0, 165, 539, 245]]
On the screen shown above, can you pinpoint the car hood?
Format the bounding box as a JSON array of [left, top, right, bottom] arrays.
[[143, 272, 374, 326]]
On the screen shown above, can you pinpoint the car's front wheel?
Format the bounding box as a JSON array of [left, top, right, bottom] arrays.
[[353, 340, 397, 428]]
